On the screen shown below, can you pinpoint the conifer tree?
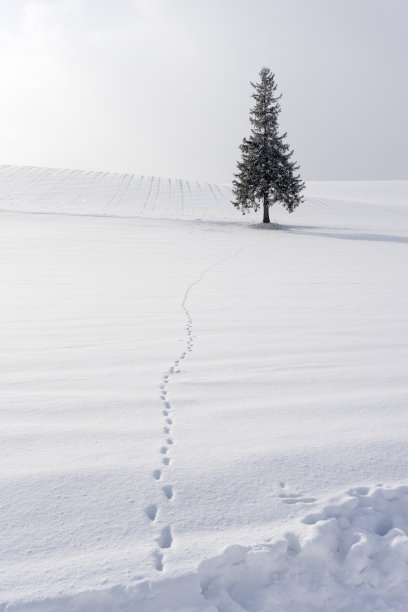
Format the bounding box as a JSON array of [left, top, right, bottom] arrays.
[[232, 67, 304, 223]]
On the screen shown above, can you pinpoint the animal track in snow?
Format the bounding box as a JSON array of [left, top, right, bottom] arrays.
[[157, 525, 173, 549], [278, 486, 317, 505], [147, 243, 254, 572], [162, 485, 173, 500], [153, 550, 163, 571], [282, 496, 317, 505], [145, 504, 157, 522]]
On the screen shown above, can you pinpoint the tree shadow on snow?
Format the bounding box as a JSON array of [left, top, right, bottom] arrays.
[[250, 222, 286, 230], [285, 225, 408, 244]]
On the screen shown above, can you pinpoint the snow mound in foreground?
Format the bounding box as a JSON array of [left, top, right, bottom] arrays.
[[7, 485, 408, 612], [199, 485, 408, 612]]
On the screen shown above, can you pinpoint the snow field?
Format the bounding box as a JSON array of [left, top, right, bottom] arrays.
[[0, 166, 408, 610], [0, 210, 258, 604]]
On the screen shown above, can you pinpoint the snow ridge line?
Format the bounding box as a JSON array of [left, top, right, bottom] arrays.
[[147, 236, 260, 573]]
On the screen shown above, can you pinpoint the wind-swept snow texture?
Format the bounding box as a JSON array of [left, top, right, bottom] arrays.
[[0, 165, 233, 220], [0, 165, 408, 611]]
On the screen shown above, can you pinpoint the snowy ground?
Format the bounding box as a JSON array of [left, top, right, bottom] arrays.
[[0, 166, 407, 611]]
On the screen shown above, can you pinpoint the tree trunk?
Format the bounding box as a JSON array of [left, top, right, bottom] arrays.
[[263, 200, 270, 223]]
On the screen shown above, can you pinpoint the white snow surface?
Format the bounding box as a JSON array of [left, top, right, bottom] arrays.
[[0, 165, 408, 611]]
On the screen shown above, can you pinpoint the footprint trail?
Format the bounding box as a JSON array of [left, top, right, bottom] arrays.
[[147, 240, 257, 571]]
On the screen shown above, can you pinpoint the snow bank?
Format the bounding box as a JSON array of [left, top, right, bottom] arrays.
[[199, 485, 408, 611]]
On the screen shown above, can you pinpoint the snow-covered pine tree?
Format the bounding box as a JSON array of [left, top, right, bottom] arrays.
[[232, 67, 304, 223]]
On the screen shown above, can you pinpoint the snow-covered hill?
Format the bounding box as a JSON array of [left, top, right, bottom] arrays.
[[1, 166, 408, 611], [0, 165, 233, 220], [1, 163, 407, 226]]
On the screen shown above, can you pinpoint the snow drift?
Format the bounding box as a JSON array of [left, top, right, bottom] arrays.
[[200, 485, 408, 612]]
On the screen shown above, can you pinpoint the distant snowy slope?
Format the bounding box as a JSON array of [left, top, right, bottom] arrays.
[[0, 165, 232, 220], [306, 180, 408, 208], [0, 165, 407, 228]]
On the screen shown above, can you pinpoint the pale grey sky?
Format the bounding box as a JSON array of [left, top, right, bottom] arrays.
[[0, 0, 407, 183]]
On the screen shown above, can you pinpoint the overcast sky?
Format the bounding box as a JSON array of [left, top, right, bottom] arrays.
[[0, 0, 407, 183]]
